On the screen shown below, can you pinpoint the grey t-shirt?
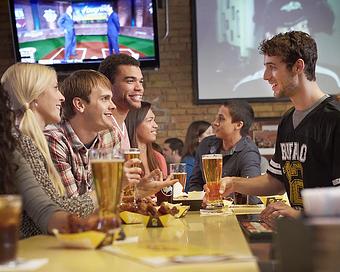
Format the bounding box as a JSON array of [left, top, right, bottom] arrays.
[[292, 95, 329, 129]]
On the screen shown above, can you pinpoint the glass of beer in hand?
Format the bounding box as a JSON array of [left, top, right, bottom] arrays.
[[0, 195, 22, 265], [90, 149, 124, 235], [202, 154, 223, 208], [170, 163, 187, 195], [122, 148, 141, 204]]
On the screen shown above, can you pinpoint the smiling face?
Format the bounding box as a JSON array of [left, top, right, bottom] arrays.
[[136, 109, 158, 144], [111, 65, 144, 111], [82, 85, 116, 132], [34, 75, 64, 126], [263, 55, 298, 98]]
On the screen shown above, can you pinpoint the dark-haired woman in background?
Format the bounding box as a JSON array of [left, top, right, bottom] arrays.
[[125, 101, 167, 177], [181, 121, 214, 192]]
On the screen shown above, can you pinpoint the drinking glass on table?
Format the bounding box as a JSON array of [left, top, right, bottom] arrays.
[[202, 154, 223, 208], [0, 195, 22, 265], [121, 148, 141, 205], [170, 163, 187, 197], [89, 148, 124, 235]]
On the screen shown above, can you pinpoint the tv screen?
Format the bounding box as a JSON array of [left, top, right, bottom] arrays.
[[8, 0, 160, 71], [193, 0, 340, 103]]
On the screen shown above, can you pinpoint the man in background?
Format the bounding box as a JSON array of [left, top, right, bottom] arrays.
[[163, 138, 184, 165], [57, 5, 76, 61], [106, 5, 120, 55], [98, 54, 144, 150]]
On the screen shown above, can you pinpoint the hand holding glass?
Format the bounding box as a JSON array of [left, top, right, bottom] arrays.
[[170, 163, 187, 192], [122, 148, 141, 203]]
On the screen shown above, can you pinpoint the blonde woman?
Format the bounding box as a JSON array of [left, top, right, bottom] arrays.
[[1, 63, 96, 237]]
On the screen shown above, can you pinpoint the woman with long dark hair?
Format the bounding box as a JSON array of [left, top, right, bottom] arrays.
[[125, 101, 167, 177], [181, 121, 213, 192]]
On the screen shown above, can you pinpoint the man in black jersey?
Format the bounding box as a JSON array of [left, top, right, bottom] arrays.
[[219, 31, 340, 227]]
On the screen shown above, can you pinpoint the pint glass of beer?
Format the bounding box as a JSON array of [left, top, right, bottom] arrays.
[[0, 195, 22, 264], [202, 154, 223, 208], [122, 148, 141, 204], [90, 149, 124, 234], [170, 163, 187, 194]]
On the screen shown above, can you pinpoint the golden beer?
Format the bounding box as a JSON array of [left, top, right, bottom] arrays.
[[172, 172, 187, 188], [123, 148, 140, 168], [122, 148, 140, 201], [202, 154, 223, 207], [91, 158, 124, 233]]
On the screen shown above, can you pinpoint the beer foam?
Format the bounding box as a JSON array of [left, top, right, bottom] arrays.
[[90, 159, 124, 163]]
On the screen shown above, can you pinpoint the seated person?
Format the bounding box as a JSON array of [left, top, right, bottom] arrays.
[[125, 101, 167, 177], [45, 70, 129, 197], [1, 64, 174, 238], [181, 121, 213, 192], [1, 64, 98, 238], [188, 100, 261, 204], [163, 137, 184, 166]]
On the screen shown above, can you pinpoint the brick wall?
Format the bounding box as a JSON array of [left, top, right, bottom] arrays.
[[0, 0, 291, 145]]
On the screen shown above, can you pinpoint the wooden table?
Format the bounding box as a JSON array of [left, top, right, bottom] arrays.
[[18, 213, 259, 272]]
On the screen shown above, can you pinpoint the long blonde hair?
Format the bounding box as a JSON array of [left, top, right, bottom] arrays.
[[1, 63, 65, 195]]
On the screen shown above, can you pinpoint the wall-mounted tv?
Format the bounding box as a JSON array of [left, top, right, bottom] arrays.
[[8, 0, 160, 71], [193, 0, 340, 104]]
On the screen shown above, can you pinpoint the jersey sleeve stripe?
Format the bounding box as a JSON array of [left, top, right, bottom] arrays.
[[268, 165, 282, 175]]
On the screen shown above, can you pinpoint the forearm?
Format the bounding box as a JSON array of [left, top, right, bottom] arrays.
[[232, 174, 285, 196]]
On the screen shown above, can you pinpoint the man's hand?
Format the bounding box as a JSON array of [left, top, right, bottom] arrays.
[[260, 201, 301, 228], [122, 158, 143, 188], [219, 177, 237, 196], [136, 169, 178, 198]]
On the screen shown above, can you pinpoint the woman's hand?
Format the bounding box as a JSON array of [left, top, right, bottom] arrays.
[[136, 169, 178, 198], [121, 158, 143, 188]]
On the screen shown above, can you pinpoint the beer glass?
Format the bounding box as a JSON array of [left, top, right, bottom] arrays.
[[202, 154, 223, 208], [0, 195, 22, 264], [90, 149, 124, 234], [122, 148, 141, 204], [170, 163, 187, 195]]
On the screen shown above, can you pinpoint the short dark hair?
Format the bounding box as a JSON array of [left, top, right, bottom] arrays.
[[98, 54, 140, 84], [223, 100, 254, 136], [60, 70, 111, 120], [164, 138, 184, 156], [259, 31, 317, 81]]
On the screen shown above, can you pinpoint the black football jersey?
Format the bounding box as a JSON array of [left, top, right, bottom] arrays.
[[267, 97, 340, 208]]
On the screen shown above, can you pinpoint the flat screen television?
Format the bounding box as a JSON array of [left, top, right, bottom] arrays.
[[193, 0, 340, 104], [8, 0, 160, 71]]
